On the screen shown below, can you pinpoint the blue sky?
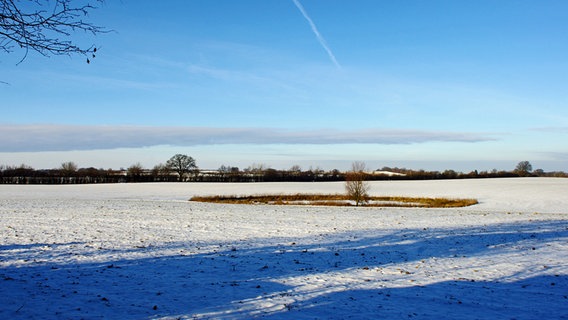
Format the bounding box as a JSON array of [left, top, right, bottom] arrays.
[[1, 0, 567, 172]]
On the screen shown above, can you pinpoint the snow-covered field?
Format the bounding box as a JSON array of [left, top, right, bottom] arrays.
[[1, 178, 567, 319]]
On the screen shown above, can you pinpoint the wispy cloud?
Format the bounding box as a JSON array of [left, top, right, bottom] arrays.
[[538, 151, 568, 161], [292, 0, 340, 68], [531, 126, 568, 134], [0, 125, 495, 152]]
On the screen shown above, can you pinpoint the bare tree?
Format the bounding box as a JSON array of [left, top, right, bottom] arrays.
[[218, 165, 233, 174], [247, 163, 267, 173], [514, 161, 533, 177], [345, 161, 370, 206], [127, 162, 144, 180], [151, 163, 170, 181], [245, 163, 268, 182], [166, 154, 197, 182], [0, 0, 106, 64], [289, 165, 302, 173], [60, 161, 78, 176]]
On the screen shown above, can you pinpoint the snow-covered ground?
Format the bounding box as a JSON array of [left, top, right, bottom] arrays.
[[1, 178, 567, 319]]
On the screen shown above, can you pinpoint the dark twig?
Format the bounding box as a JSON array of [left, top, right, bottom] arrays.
[[0, 0, 108, 64]]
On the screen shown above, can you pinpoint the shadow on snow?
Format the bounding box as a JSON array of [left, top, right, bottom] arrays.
[[1, 220, 567, 319]]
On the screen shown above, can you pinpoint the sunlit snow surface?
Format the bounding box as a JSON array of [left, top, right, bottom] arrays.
[[1, 178, 567, 319]]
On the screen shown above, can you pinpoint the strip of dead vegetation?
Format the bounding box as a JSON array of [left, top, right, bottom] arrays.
[[190, 194, 478, 208]]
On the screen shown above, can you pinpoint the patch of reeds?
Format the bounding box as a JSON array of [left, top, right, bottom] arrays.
[[190, 194, 478, 208]]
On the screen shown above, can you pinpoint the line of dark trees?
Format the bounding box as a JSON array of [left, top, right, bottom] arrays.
[[1, 157, 566, 184]]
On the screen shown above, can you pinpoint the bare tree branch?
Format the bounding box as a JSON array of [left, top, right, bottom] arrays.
[[0, 0, 107, 64]]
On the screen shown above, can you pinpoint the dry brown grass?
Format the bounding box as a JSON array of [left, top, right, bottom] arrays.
[[190, 193, 478, 208]]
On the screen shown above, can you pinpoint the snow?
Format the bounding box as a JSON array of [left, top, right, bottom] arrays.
[[1, 178, 567, 319], [372, 170, 406, 177]]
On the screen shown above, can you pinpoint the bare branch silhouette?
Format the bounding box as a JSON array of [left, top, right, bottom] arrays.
[[0, 0, 107, 64]]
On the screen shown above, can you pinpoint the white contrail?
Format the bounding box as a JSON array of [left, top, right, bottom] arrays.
[[292, 0, 340, 68]]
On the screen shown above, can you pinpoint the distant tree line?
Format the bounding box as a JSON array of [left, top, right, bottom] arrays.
[[375, 161, 567, 180], [1, 157, 565, 184]]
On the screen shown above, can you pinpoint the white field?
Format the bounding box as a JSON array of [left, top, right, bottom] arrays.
[[0, 178, 567, 319]]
